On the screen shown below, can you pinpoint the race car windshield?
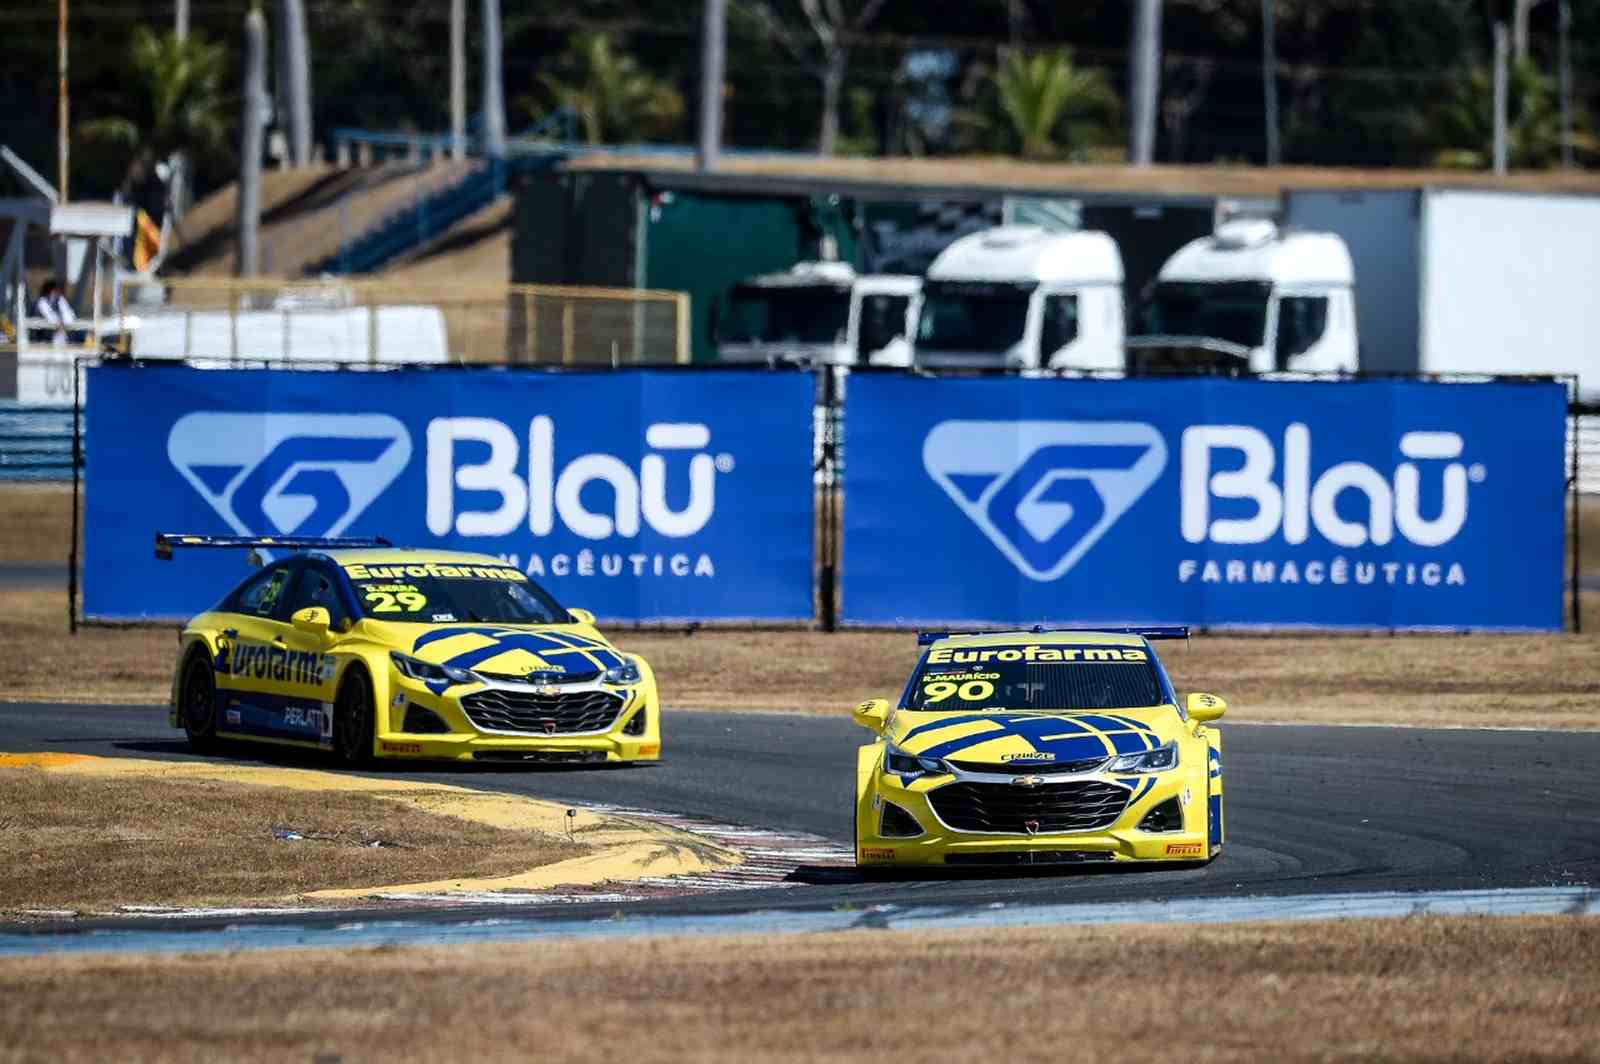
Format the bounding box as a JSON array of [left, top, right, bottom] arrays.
[[907, 645, 1165, 712], [343, 562, 567, 624]]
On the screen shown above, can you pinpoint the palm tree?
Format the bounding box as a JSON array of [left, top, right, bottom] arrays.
[[993, 48, 1119, 160], [78, 28, 231, 199], [1432, 58, 1591, 168], [526, 33, 684, 145]]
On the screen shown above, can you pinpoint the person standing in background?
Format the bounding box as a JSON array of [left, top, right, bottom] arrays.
[[34, 279, 77, 345]]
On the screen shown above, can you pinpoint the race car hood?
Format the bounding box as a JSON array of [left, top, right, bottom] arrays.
[[362, 621, 629, 678], [885, 707, 1179, 765]]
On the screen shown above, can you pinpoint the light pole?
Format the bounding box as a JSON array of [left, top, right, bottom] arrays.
[[58, 0, 69, 201], [1262, 0, 1280, 166], [1129, 0, 1161, 166], [696, 0, 726, 172]]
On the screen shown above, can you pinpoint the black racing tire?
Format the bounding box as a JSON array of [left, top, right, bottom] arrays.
[[180, 653, 219, 752], [332, 668, 376, 767]]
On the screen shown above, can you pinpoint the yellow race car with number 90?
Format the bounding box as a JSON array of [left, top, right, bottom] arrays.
[[852, 626, 1224, 869], [158, 534, 661, 766]]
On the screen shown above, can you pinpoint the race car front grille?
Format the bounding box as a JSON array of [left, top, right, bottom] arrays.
[[460, 688, 624, 735], [927, 780, 1131, 835], [944, 850, 1115, 866], [945, 755, 1108, 776]]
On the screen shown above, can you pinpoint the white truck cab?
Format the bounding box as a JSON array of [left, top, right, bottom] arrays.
[[714, 262, 920, 368], [1128, 218, 1357, 374], [911, 226, 1125, 371]]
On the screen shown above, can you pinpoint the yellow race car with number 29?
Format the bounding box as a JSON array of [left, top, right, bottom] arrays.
[[852, 626, 1224, 869], [158, 534, 661, 766]]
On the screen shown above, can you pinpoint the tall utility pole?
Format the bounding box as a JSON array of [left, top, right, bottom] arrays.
[[279, 0, 313, 166], [696, 0, 726, 172], [481, 0, 506, 158], [237, 7, 267, 277], [176, 0, 189, 39], [58, 0, 69, 201], [1128, 0, 1161, 166], [1492, 17, 1509, 174], [1262, 0, 1281, 166], [450, 0, 466, 159], [1559, 0, 1572, 168]]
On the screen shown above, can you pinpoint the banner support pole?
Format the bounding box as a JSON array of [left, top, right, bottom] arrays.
[[68, 355, 81, 635]]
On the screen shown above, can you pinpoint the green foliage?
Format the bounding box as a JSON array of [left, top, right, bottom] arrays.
[[523, 33, 685, 145], [956, 48, 1120, 160], [1431, 57, 1594, 169], [77, 28, 231, 196]]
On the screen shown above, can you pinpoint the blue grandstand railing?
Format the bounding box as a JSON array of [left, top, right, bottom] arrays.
[[315, 115, 827, 277], [0, 404, 75, 482], [310, 153, 561, 276]]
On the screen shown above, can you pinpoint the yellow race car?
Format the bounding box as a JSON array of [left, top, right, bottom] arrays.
[[158, 534, 661, 765], [852, 626, 1224, 869]]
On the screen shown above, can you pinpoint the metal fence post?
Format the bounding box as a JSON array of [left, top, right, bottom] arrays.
[[1571, 384, 1583, 634], [524, 290, 536, 364], [561, 301, 574, 365], [817, 364, 839, 632], [675, 293, 691, 364], [68, 355, 80, 635]]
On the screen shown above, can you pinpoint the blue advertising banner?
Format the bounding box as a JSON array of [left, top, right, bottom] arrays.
[[85, 367, 814, 622], [844, 375, 1568, 630]]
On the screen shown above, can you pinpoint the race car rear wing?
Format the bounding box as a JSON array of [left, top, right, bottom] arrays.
[[916, 625, 1190, 646], [154, 533, 392, 561]]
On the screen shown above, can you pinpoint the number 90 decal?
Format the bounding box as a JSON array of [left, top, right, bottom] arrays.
[[922, 679, 995, 703]]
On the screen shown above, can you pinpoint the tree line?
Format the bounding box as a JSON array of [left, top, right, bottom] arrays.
[[0, 0, 1593, 211]]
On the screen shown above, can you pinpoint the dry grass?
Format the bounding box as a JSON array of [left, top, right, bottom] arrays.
[[4, 486, 1597, 727], [0, 766, 583, 913], [1, 916, 1595, 1062], [0, 484, 75, 566]]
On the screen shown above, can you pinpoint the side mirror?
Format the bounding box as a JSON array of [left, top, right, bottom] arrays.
[[852, 698, 890, 732], [291, 606, 331, 638], [567, 607, 597, 625], [1187, 692, 1227, 723]]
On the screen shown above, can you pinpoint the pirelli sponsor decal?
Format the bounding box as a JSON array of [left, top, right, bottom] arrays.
[[1165, 842, 1205, 857], [926, 645, 1148, 665]]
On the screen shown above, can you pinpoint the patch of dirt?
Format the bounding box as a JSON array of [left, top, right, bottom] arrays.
[[0, 767, 583, 913], [0, 916, 1595, 1062]]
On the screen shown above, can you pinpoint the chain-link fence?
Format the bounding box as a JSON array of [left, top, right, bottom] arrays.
[[19, 277, 689, 367], [134, 278, 689, 366]]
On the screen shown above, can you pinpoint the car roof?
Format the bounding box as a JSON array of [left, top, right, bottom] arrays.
[[930, 629, 1147, 651], [314, 548, 517, 568]]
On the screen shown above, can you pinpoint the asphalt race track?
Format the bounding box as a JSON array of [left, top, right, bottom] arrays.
[[3, 701, 1599, 933]]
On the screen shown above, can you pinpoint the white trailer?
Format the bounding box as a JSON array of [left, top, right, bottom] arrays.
[[1285, 187, 1600, 399], [911, 226, 1125, 371], [1127, 218, 1358, 375], [713, 261, 920, 368]]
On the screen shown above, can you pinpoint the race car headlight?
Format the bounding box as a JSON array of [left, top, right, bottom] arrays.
[[1107, 741, 1179, 774], [603, 660, 641, 685], [390, 651, 477, 687], [884, 744, 947, 778]]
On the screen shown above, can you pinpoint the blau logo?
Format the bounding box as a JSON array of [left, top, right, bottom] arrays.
[[923, 420, 1168, 581], [426, 416, 728, 541], [167, 413, 412, 538]]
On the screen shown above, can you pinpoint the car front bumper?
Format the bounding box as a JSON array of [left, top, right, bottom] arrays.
[[855, 766, 1213, 867], [378, 674, 661, 763]]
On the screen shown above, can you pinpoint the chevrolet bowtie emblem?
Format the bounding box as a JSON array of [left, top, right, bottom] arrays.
[[536, 684, 559, 697], [1012, 775, 1044, 788]]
